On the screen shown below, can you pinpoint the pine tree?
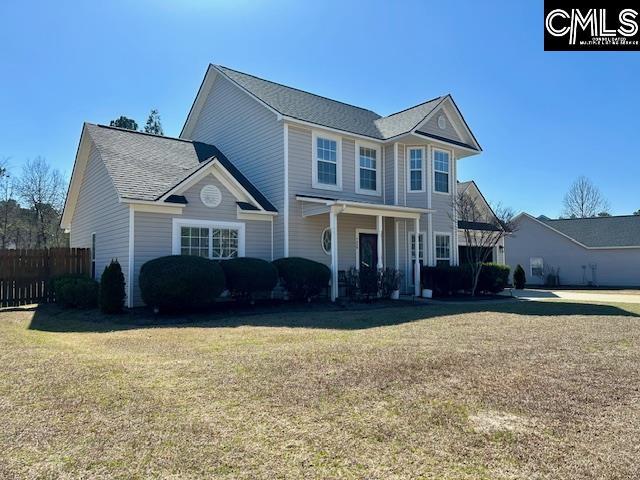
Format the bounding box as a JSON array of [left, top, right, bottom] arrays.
[[143, 109, 164, 135], [100, 259, 126, 313]]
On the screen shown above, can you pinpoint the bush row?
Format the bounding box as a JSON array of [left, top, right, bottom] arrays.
[[52, 259, 126, 313], [139, 256, 331, 312], [421, 263, 510, 297]]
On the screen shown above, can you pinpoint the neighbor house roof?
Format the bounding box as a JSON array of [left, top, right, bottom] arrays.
[[85, 124, 277, 212], [538, 215, 640, 248], [198, 65, 481, 149]]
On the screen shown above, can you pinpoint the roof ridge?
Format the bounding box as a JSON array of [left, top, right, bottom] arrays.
[[94, 123, 194, 144], [548, 215, 640, 221], [216, 64, 382, 117], [378, 95, 445, 119]]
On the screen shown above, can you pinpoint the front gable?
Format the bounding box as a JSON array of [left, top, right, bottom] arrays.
[[414, 96, 480, 151]]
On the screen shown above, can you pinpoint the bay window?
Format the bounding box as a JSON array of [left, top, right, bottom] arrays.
[[433, 149, 450, 194]]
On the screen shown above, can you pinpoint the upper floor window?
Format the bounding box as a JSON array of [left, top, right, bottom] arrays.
[[433, 149, 450, 194], [408, 147, 425, 192], [435, 233, 451, 266], [355, 142, 381, 195], [312, 132, 342, 191]]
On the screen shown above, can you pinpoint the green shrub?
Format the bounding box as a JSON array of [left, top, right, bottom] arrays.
[[421, 265, 468, 297], [272, 257, 331, 301], [52, 274, 98, 309], [381, 268, 402, 298], [139, 255, 225, 312], [359, 268, 380, 299], [99, 259, 126, 314], [476, 263, 510, 294], [513, 264, 526, 289], [220, 257, 278, 301]]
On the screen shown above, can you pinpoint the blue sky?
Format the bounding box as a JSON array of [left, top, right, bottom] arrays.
[[0, 0, 638, 216]]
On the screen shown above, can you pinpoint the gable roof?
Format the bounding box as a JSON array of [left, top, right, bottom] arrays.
[[83, 124, 277, 210], [183, 65, 481, 150], [517, 213, 640, 248]]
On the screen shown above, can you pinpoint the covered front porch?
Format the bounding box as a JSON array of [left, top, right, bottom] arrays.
[[296, 195, 433, 301]]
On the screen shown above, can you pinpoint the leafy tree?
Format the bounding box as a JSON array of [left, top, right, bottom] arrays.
[[634, 210, 640, 216], [562, 176, 609, 218], [110, 116, 138, 131], [143, 109, 164, 135]]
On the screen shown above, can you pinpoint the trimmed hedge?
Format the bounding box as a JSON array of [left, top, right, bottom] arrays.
[[139, 255, 225, 312], [100, 260, 126, 314], [513, 264, 526, 289], [272, 257, 331, 301], [421, 263, 511, 297], [220, 257, 278, 300], [52, 274, 98, 309]]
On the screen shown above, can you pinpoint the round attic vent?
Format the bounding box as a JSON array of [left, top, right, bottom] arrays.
[[200, 185, 222, 208], [437, 115, 447, 130]]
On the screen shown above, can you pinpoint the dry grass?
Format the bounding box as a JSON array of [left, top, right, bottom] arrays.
[[1, 300, 640, 479]]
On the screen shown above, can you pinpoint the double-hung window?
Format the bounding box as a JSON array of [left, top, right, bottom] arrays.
[[433, 149, 450, 194], [530, 257, 544, 277], [313, 132, 341, 190], [408, 147, 424, 192], [356, 142, 380, 195], [173, 220, 245, 260], [435, 234, 451, 266]]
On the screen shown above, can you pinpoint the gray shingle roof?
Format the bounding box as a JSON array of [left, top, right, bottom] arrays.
[[217, 65, 448, 142], [540, 216, 640, 248], [86, 124, 276, 212]]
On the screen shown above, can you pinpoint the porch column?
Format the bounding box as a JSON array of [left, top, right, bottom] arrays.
[[414, 216, 420, 296], [376, 215, 383, 270], [330, 206, 339, 302]]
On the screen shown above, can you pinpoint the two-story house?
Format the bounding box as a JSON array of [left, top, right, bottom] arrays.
[[61, 65, 482, 307]]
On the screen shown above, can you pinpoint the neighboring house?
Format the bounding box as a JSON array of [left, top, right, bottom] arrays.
[[506, 213, 640, 287], [61, 64, 483, 306], [456, 180, 506, 265]]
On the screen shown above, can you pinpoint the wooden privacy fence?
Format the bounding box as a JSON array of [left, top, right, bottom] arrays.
[[0, 248, 91, 307]]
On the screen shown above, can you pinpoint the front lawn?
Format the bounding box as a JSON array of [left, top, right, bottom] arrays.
[[1, 300, 639, 479]]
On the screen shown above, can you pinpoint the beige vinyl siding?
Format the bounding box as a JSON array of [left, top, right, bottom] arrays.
[[506, 216, 640, 287], [131, 174, 272, 306], [69, 145, 129, 286], [397, 144, 406, 205], [188, 74, 284, 258]]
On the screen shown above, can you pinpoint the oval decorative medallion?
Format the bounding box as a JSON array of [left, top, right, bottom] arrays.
[[437, 114, 447, 130], [200, 185, 222, 208]]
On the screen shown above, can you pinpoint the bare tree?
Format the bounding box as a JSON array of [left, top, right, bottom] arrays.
[[453, 190, 517, 296], [562, 176, 609, 218], [0, 158, 18, 248], [16, 157, 66, 248]]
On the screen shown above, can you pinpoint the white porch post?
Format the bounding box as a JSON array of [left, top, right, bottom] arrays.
[[414, 215, 421, 296], [376, 215, 383, 270], [330, 206, 339, 302]]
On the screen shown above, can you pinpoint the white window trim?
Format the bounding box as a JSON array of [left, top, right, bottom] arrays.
[[406, 146, 426, 193], [434, 231, 452, 265], [321, 226, 331, 256], [171, 218, 246, 259], [355, 140, 382, 196], [432, 147, 452, 195], [408, 230, 427, 285], [312, 131, 342, 191], [530, 257, 544, 277]]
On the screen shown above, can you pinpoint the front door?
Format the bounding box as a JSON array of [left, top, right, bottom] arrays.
[[358, 233, 378, 271]]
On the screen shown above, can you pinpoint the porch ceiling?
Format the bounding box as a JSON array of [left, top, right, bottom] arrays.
[[296, 194, 433, 219]]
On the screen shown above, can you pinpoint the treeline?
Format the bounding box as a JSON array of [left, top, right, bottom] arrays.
[[0, 157, 68, 249]]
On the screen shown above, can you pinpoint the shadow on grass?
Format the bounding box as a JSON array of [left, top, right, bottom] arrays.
[[24, 298, 640, 333]]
